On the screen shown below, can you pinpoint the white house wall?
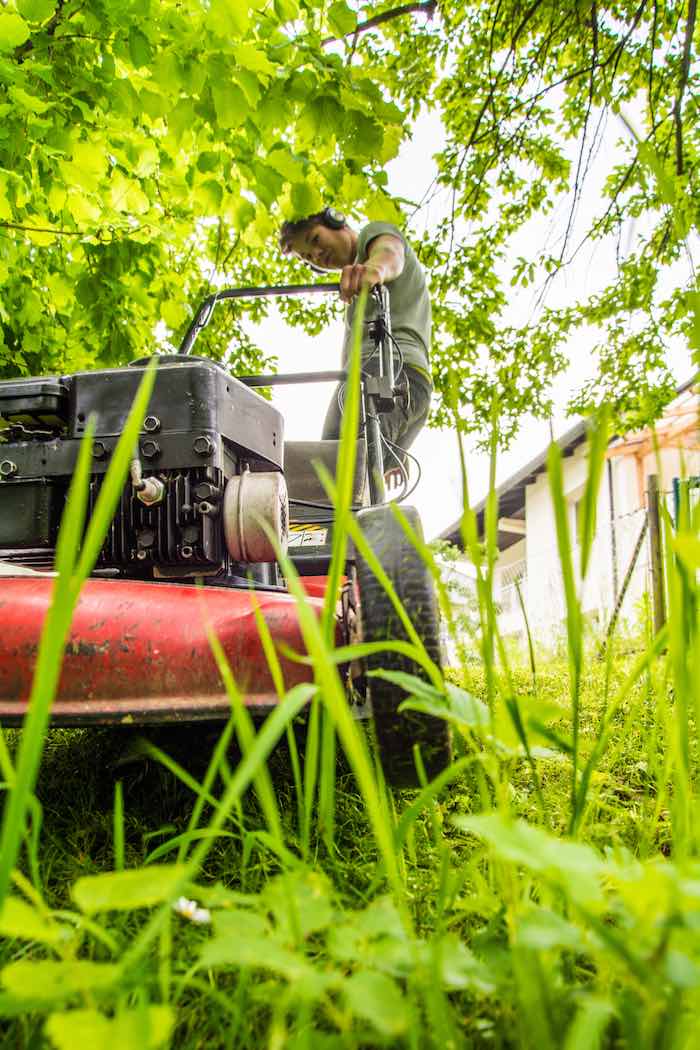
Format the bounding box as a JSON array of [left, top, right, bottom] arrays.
[[494, 537, 526, 638], [523, 469, 565, 640], [493, 437, 700, 643]]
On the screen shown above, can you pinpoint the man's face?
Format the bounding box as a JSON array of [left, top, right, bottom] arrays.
[[289, 223, 354, 271]]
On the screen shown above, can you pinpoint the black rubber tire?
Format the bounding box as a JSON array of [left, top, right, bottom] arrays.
[[354, 505, 452, 788]]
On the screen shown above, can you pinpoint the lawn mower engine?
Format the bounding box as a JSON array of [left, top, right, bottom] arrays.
[[0, 356, 288, 583]]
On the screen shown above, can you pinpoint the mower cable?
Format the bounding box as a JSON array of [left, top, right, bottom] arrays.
[[380, 432, 409, 500], [289, 498, 364, 512], [381, 433, 422, 503]]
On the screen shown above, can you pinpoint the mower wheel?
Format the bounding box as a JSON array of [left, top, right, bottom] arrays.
[[354, 505, 451, 788]]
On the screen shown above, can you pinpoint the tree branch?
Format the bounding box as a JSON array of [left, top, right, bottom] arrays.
[[14, 0, 67, 61], [0, 221, 88, 236], [321, 1, 438, 47], [557, 0, 598, 268], [673, 0, 697, 175]]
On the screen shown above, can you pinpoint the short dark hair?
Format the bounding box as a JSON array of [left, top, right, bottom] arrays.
[[278, 212, 327, 254]]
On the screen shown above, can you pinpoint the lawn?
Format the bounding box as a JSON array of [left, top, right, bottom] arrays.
[[1, 636, 698, 1050], [1, 399, 699, 1049]]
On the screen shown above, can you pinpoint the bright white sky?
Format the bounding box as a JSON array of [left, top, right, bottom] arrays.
[[251, 107, 695, 540]]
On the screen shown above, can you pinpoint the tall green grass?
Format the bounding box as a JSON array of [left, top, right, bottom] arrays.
[[1, 271, 699, 1047]]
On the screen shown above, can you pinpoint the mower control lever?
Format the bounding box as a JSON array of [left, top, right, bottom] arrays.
[[180, 283, 340, 356]]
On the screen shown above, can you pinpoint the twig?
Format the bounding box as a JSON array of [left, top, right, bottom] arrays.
[[321, 1, 437, 47], [14, 0, 67, 60], [648, 0, 660, 131], [556, 2, 598, 269], [0, 221, 89, 236], [673, 0, 697, 175]]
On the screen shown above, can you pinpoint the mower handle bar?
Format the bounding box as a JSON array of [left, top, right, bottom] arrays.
[[178, 282, 389, 356], [179, 282, 339, 355]]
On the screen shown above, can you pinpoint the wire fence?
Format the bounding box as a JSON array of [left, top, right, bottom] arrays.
[[441, 475, 698, 661], [492, 506, 652, 643]]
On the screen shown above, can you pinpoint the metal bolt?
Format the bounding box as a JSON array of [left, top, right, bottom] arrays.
[[144, 415, 161, 433], [0, 460, 17, 477], [193, 435, 214, 456], [194, 481, 220, 500], [93, 440, 108, 460], [137, 528, 155, 549], [141, 439, 161, 460], [197, 500, 218, 516], [180, 545, 194, 559]]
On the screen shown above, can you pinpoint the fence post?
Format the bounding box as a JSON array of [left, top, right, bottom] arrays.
[[597, 514, 649, 659], [647, 474, 666, 634]]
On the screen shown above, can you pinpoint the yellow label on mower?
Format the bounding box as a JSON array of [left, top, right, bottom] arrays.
[[288, 523, 329, 548]]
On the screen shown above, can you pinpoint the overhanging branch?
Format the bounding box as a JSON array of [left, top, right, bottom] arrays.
[[321, 1, 438, 47], [673, 0, 697, 175]]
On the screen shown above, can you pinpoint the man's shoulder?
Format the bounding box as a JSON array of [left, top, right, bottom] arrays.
[[357, 221, 405, 256]]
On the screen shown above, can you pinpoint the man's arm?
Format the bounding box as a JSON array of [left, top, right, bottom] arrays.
[[339, 233, 405, 303]]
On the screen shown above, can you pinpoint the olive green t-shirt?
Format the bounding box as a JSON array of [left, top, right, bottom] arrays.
[[341, 222, 431, 380]]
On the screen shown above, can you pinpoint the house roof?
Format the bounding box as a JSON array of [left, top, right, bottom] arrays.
[[438, 375, 698, 552], [440, 417, 587, 550], [438, 419, 589, 551]]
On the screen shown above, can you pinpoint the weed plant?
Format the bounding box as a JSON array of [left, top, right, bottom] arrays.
[[1, 279, 700, 1048]]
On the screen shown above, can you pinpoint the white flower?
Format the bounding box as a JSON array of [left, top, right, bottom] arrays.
[[172, 896, 211, 925]]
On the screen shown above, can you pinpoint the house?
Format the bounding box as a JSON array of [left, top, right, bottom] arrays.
[[439, 381, 700, 643]]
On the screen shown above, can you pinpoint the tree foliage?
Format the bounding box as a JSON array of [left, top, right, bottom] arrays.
[[0, 0, 405, 377], [0, 0, 697, 441], [375, 0, 699, 438]]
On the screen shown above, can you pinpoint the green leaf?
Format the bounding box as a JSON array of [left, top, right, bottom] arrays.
[[0, 12, 30, 50], [45, 1006, 174, 1050], [152, 51, 181, 96], [274, 0, 298, 21], [72, 864, 187, 914], [236, 68, 262, 107], [211, 84, 249, 130], [128, 27, 152, 69], [229, 196, 255, 230], [263, 870, 334, 941], [206, 0, 250, 38], [211, 908, 270, 940], [8, 84, 51, 114], [1, 960, 120, 1002], [290, 181, 321, 217], [562, 997, 614, 1050], [161, 299, 187, 330], [0, 174, 12, 221], [254, 165, 283, 207], [517, 907, 585, 952], [327, 898, 411, 977], [673, 532, 700, 572], [429, 934, 497, 993], [199, 931, 332, 997], [454, 814, 605, 905], [327, 0, 357, 36], [664, 950, 700, 989], [343, 971, 408, 1036], [395, 677, 490, 731], [343, 113, 383, 161], [637, 142, 676, 207], [0, 897, 72, 945], [16, 0, 55, 23], [232, 42, 276, 78], [268, 147, 305, 183], [688, 288, 700, 353]]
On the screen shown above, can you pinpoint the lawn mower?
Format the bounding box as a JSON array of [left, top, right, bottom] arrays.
[[0, 284, 450, 787]]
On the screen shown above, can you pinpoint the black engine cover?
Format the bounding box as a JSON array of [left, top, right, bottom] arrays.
[[0, 356, 284, 575]]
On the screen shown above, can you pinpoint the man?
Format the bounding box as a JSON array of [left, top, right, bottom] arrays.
[[279, 208, 432, 483]]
